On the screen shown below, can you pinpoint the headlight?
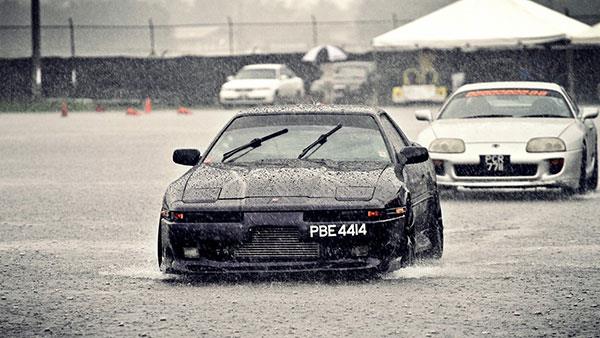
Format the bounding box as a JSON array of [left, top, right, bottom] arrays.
[[429, 138, 465, 153], [526, 137, 566, 153]]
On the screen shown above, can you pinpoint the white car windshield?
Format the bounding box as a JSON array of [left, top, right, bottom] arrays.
[[235, 68, 277, 79], [204, 114, 391, 163], [439, 89, 573, 119]]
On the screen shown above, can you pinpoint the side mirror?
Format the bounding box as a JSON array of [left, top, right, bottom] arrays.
[[581, 107, 599, 120], [226, 75, 234, 82], [397, 146, 429, 166], [173, 149, 201, 166], [415, 109, 433, 122]]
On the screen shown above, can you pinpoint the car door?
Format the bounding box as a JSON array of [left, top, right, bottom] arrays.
[[379, 113, 436, 240]]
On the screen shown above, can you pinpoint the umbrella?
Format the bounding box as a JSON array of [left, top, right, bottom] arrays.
[[302, 45, 348, 63]]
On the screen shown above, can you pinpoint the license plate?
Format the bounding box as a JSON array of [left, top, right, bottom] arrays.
[[309, 223, 367, 238], [481, 155, 509, 172]]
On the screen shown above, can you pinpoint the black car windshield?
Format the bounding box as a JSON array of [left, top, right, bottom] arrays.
[[439, 89, 573, 119], [204, 114, 391, 163], [235, 68, 277, 79]]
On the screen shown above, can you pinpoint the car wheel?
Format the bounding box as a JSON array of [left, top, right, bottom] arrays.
[[399, 218, 416, 268], [273, 91, 283, 105], [587, 152, 598, 191], [420, 214, 444, 259], [577, 147, 588, 194], [295, 90, 303, 103], [157, 224, 174, 273]]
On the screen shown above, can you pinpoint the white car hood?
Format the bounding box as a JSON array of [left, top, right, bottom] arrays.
[[431, 118, 575, 143], [222, 79, 278, 90]]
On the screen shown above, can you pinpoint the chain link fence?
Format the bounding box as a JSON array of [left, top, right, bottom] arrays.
[[0, 17, 409, 58]]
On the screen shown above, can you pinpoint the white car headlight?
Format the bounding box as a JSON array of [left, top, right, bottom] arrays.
[[526, 137, 566, 153], [429, 138, 465, 153]]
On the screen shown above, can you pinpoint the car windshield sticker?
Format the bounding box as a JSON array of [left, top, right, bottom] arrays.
[[466, 89, 548, 97]]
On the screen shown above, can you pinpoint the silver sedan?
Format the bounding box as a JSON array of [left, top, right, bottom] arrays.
[[416, 81, 598, 194]]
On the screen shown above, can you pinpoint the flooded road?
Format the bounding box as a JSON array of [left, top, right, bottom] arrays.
[[1, 107, 599, 337]]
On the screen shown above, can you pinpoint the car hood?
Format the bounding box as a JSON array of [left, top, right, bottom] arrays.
[[182, 162, 389, 202], [431, 118, 575, 143], [221, 79, 278, 90]]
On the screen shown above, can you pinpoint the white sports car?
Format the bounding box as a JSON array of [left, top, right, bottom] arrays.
[[416, 82, 599, 193], [219, 64, 305, 106]]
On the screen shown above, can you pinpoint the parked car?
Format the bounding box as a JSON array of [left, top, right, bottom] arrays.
[[219, 64, 304, 106], [416, 81, 598, 194], [309, 61, 378, 104], [392, 68, 447, 104], [158, 105, 443, 276]]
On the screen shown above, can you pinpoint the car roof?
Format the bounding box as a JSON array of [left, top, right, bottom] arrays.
[[455, 81, 563, 93], [236, 104, 382, 116], [242, 64, 284, 70]]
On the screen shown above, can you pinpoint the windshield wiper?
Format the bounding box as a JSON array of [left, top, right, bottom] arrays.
[[222, 128, 288, 163], [463, 114, 513, 119], [521, 114, 568, 118], [297, 124, 342, 159]]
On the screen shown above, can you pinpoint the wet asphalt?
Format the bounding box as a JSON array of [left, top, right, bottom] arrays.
[[1, 106, 599, 337]]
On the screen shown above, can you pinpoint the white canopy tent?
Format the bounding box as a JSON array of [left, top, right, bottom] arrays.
[[372, 0, 590, 51], [570, 23, 600, 45]]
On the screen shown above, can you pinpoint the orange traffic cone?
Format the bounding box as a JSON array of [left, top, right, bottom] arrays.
[[144, 97, 152, 113], [177, 106, 191, 115], [126, 107, 140, 116], [60, 100, 68, 117]]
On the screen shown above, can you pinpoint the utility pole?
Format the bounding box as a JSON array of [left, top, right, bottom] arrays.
[[31, 0, 41, 98], [311, 15, 318, 46], [149, 18, 156, 56], [227, 16, 234, 55], [68, 17, 76, 86]]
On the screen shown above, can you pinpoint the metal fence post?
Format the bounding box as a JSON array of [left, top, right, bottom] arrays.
[[31, 0, 42, 98], [68, 18, 76, 87], [227, 16, 234, 55], [149, 18, 156, 56], [311, 15, 318, 46]]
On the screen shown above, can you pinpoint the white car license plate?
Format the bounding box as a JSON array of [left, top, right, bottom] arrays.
[[309, 223, 367, 238], [482, 154, 508, 172]]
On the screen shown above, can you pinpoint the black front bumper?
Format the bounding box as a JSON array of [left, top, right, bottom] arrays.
[[159, 211, 405, 274], [169, 257, 381, 274]]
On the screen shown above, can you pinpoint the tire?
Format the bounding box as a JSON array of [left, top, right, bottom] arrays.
[[399, 206, 416, 268], [577, 147, 588, 194], [421, 216, 444, 259], [157, 224, 174, 273], [400, 228, 415, 268], [273, 91, 283, 105], [587, 151, 598, 191]]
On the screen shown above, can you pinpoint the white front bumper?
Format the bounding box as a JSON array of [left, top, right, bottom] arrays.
[[431, 143, 582, 190]]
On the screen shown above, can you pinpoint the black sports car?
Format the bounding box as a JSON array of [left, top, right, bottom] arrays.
[[158, 105, 443, 275]]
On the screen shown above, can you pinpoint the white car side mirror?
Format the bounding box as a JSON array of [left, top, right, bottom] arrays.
[[226, 75, 234, 81], [581, 107, 599, 120], [415, 109, 433, 122]]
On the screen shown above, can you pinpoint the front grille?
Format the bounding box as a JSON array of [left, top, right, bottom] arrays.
[[233, 227, 320, 260], [454, 163, 538, 177]]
